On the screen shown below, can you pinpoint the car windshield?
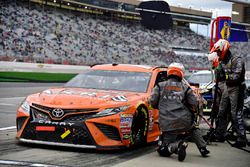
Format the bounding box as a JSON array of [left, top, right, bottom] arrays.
[[64, 70, 151, 92], [188, 73, 212, 84]]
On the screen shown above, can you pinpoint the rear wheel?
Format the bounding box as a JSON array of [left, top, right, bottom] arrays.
[[130, 106, 148, 147]]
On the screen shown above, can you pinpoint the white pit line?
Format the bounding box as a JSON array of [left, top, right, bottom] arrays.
[[0, 126, 16, 131], [0, 97, 25, 100], [0, 103, 16, 106], [0, 160, 61, 167]]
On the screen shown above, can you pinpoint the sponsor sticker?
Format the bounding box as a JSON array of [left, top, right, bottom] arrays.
[[99, 95, 111, 99], [120, 117, 133, 123], [80, 92, 97, 97], [36, 126, 55, 132], [37, 64, 44, 68], [120, 114, 133, 128], [148, 109, 154, 131], [120, 128, 131, 133], [122, 134, 131, 140], [38, 120, 74, 126], [61, 129, 71, 139], [120, 113, 133, 136], [120, 114, 133, 117], [112, 95, 128, 102]]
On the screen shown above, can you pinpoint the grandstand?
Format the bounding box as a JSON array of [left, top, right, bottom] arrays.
[[0, 0, 249, 70]]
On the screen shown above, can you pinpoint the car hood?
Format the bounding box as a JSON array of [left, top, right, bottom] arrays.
[[27, 87, 146, 108], [199, 82, 215, 90]]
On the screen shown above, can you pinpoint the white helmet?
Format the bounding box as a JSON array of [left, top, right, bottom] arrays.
[[208, 52, 219, 68], [167, 62, 185, 79]]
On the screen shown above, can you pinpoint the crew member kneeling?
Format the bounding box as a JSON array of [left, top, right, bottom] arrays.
[[149, 63, 209, 162]]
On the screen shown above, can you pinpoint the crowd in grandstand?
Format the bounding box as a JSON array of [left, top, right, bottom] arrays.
[[0, 1, 249, 70]]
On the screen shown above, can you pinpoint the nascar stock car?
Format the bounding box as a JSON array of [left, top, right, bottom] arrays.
[[16, 64, 203, 150], [16, 64, 167, 149]]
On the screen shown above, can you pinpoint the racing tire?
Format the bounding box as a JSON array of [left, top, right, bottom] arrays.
[[243, 107, 250, 132], [130, 106, 148, 147]]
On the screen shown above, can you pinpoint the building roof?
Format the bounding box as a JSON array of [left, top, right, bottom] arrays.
[[111, 0, 212, 24]]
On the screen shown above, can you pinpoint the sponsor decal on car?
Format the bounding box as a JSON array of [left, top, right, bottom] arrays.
[[120, 114, 133, 128], [112, 95, 128, 102], [122, 134, 131, 140], [36, 126, 55, 132], [120, 117, 133, 123], [38, 120, 74, 126], [141, 108, 148, 135], [120, 114, 133, 117], [61, 129, 71, 139], [120, 128, 131, 133], [99, 95, 111, 99], [80, 92, 97, 97], [120, 114, 133, 140], [148, 109, 154, 131]]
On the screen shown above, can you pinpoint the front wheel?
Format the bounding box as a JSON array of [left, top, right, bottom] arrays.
[[130, 107, 148, 147]]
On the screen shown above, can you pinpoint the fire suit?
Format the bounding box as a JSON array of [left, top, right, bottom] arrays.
[[149, 77, 207, 155], [213, 63, 231, 140], [220, 52, 246, 144]]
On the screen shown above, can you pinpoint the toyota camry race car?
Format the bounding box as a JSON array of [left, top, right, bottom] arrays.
[[16, 64, 172, 149]]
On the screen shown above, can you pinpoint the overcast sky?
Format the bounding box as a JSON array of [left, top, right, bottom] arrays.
[[166, 0, 233, 17], [139, 0, 233, 17], [139, 0, 234, 36]]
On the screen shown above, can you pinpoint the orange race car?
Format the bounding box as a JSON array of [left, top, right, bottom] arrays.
[[16, 64, 167, 149], [16, 64, 201, 150]]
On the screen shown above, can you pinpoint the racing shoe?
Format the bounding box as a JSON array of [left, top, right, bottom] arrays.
[[157, 145, 173, 157], [178, 141, 188, 162], [209, 133, 225, 143], [199, 147, 210, 157]]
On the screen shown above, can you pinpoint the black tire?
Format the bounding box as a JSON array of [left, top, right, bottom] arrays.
[[243, 107, 250, 132], [130, 106, 148, 147], [243, 117, 250, 132]]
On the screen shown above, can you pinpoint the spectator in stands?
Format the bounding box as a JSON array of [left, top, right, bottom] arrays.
[[0, 1, 249, 70]]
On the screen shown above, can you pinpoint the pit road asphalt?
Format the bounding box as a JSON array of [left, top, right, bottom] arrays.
[[0, 82, 249, 167]]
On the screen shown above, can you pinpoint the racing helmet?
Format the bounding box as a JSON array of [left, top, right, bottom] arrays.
[[210, 39, 230, 60], [208, 52, 219, 68], [167, 62, 185, 79]]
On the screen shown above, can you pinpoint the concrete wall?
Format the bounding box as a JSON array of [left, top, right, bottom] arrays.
[[232, 3, 245, 22], [0, 61, 89, 74]]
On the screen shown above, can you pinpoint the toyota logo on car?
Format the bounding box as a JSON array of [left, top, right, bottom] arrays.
[[52, 108, 64, 118]]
